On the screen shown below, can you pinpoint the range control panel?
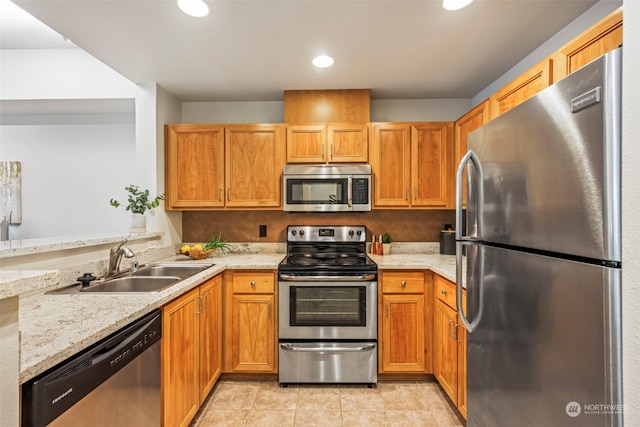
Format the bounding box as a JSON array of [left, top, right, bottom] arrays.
[[287, 225, 366, 243]]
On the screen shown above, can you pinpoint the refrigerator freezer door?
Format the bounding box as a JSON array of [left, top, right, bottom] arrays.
[[466, 48, 621, 262], [464, 244, 621, 427]]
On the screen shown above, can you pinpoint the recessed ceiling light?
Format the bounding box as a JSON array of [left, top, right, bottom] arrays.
[[177, 0, 210, 17], [312, 55, 335, 68], [442, 0, 474, 11]]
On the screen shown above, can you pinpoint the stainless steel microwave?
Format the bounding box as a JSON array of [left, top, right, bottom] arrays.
[[283, 164, 371, 212]]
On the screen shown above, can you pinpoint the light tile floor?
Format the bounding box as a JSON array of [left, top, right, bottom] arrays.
[[191, 380, 465, 427]]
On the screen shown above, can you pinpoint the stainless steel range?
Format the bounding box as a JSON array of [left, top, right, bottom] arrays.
[[278, 225, 378, 386]]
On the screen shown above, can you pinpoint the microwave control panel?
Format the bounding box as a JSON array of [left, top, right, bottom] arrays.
[[352, 178, 369, 204]]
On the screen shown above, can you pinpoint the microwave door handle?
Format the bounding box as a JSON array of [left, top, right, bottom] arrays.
[[348, 176, 353, 207]]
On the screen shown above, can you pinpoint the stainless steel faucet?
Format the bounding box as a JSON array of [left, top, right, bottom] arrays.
[[106, 239, 135, 278]]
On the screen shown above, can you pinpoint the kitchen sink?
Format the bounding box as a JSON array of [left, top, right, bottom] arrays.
[[48, 262, 215, 294], [79, 276, 180, 293], [131, 263, 212, 277]]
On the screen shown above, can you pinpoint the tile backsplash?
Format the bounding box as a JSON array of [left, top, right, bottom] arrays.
[[183, 210, 455, 243]]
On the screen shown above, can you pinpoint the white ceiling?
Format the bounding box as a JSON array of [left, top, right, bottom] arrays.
[[3, 0, 601, 102]]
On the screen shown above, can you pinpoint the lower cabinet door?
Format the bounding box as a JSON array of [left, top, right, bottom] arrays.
[[162, 288, 200, 427], [231, 294, 276, 372], [380, 294, 425, 372], [434, 299, 458, 404]]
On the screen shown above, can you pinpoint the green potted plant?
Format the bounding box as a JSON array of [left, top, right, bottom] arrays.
[[381, 233, 392, 255], [110, 185, 165, 232]]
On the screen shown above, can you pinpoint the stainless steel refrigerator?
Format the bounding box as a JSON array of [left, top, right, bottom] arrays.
[[456, 47, 622, 426]]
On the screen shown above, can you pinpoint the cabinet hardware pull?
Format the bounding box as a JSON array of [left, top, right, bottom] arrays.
[[250, 280, 256, 286], [441, 289, 447, 294], [218, 188, 222, 201], [196, 295, 203, 315], [414, 187, 418, 200], [401, 280, 406, 286], [448, 319, 456, 339], [405, 188, 409, 201], [202, 293, 208, 311], [386, 302, 389, 318], [268, 301, 272, 317], [227, 188, 230, 201]]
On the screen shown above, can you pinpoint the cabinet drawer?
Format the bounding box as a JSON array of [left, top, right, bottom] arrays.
[[381, 271, 425, 293], [232, 272, 275, 293], [434, 274, 457, 309]]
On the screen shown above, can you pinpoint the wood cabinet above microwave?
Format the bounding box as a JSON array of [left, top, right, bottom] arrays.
[[286, 123, 368, 164]]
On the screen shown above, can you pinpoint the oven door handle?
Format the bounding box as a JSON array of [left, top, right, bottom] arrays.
[[280, 343, 376, 353], [278, 273, 377, 281]]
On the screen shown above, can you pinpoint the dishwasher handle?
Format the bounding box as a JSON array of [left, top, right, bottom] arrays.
[[22, 309, 162, 427]]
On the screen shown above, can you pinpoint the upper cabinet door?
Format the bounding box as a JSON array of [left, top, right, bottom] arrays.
[[370, 123, 411, 207], [225, 124, 285, 208], [454, 100, 491, 207], [285, 123, 368, 163], [411, 122, 454, 208], [165, 124, 225, 209], [489, 58, 553, 119], [286, 124, 327, 163], [327, 123, 368, 163], [553, 8, 622, 81]]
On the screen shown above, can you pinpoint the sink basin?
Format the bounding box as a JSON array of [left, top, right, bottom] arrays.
[[80, 276, 180, 293], [131, 263, 212, 277], [48, 263, 214, 294]]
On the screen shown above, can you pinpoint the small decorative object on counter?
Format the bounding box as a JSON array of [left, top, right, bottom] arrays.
[[177, 231, 231, 259], [439, 224, 456, 255], [109, 184, 165, 233], [177, 244, 216, 259], [371, 235, 377, 255], [381, 233, 392, 255]]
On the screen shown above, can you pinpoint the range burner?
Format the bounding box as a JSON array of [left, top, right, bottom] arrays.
[[278, 225, 377, 276]]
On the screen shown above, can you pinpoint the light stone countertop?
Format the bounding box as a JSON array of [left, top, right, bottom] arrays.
[[370, 253, 457, 282], [19, 251, 458, 384], [0, 270, 60, 299]]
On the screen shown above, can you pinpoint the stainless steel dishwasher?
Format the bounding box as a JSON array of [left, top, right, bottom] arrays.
[[22, 309, 162, 427]]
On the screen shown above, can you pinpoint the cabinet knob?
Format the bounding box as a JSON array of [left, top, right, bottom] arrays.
[[441, 289, 447, 294], [401, 280, 406, 286], [250, 280, 256, 286]]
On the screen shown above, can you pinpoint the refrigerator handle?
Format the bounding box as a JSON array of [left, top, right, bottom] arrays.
[[455, 149, 483, 240], [456, 241, 484, 333]]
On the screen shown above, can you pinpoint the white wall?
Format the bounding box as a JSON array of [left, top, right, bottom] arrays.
[[0, 120, 135, 239], [181, 98, 472, 123], [622, 0, 640, 423], [0, 48, 144, 239], [473, 0, 623, 106], [0, 49, 135, 100]]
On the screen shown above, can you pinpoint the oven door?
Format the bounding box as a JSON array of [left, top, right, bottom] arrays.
[[278, 281, 377, 340]]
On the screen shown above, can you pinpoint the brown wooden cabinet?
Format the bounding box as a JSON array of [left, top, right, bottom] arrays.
[[553, 8, 622, 81], [165, 124, 285, 210], [165, 124, 225, 209], [433, 274, 467, 419], [370, 122, 454, 209], [286, 123, 368, 163], [162, 275, 222, 427], [454, 100, 490, 207], [378, 270, 431, 373], [489, 57, 553, 119], [223, 270, 277, 373], [225, 124, 285, 208]]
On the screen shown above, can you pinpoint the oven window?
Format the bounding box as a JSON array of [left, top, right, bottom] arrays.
[[289, 286, 366, 327], [286, 179, 347, 205]]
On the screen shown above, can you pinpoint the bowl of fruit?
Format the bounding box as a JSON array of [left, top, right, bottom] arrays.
[[177, 232, 231, 260]]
